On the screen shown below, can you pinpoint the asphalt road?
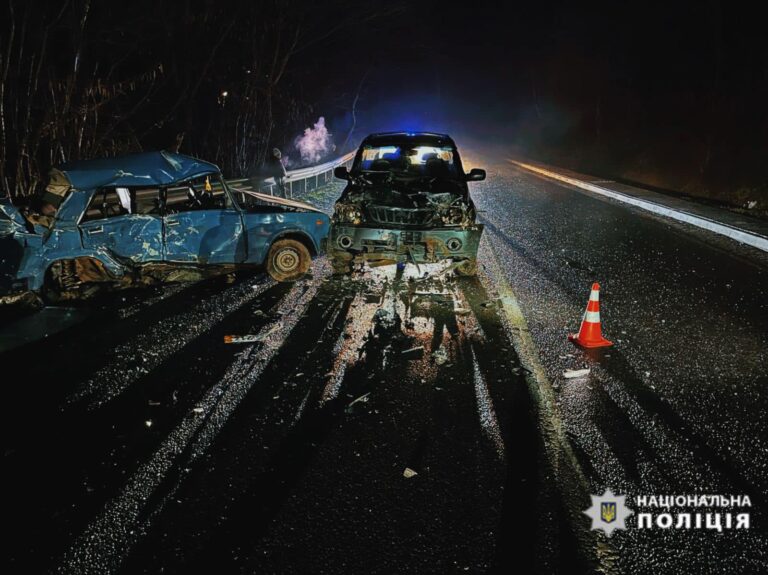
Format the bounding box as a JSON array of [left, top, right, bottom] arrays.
[[2, 151, 767, 574], [471, 154, 768, 573]]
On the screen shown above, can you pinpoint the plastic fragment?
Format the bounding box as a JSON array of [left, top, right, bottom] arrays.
[[401, 345, 425, 358], [563, 368, 591, 379], [432, 346, 448, 365]]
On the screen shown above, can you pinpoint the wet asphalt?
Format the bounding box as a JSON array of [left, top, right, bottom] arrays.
[[471, 155, 768, 573], [2, 151, 767, 574]]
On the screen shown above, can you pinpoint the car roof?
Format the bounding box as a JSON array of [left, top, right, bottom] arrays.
[[56, 151, 220, 191], [361, 132, 456, 147]]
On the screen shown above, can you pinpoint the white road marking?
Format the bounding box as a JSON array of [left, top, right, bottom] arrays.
[[510, 160, 768, 253]]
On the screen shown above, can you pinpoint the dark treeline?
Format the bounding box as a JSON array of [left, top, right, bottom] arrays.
[[2, 0, 765, 207], [0, 0, 403, 200]]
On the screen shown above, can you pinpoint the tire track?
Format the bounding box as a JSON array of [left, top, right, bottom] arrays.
[[56, 278, 322, 575], [64, 275, 276, 410]]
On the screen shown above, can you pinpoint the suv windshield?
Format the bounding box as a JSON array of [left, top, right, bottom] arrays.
[[354, 145, 459, 179]]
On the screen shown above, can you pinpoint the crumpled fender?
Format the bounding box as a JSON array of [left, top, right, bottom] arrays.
[[15, 245, 127, 292], [259, 227, 322, 264], [0, 198, 27, 231]]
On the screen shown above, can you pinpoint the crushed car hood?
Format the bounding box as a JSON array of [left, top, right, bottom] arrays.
[[335, 180, 474, 228]]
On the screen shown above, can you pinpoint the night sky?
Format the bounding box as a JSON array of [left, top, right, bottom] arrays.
[[311, 0, 765, 200], [1, 0, 765, 201]]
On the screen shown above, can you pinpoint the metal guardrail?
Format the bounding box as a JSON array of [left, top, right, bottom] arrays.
[[226, 151, 355, 198]]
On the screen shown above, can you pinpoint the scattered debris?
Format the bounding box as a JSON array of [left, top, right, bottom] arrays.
[[224, 334, 260, 344], [364, 292, 382, 303], [372, 308, 400, 335], [432, 346, 449, 366], [401, 345, 425, 359], [403, 467, 418, 479], [414, 291, 452, 298], [453, 307, 471, 315], [346, 392, 371, 413], [224, 322, 283, 344], [563, 368, 591, 379]]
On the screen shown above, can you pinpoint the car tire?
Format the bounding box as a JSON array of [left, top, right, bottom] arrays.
[[266, 239, 311, 282], [454, 259, 478, 277]]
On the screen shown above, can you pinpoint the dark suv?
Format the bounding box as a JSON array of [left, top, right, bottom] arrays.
[[329, 132, 485, 275]]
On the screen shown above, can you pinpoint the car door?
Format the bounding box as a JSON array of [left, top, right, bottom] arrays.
[[80, 187, 163, 261], [162, 175, 245, 264]]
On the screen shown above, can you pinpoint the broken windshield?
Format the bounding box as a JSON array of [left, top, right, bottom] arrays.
[[354, 145, 459, 179]]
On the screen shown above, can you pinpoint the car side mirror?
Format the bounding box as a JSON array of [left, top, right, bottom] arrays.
[[334, 166, 350, 180], [465, 168, 486, 182]]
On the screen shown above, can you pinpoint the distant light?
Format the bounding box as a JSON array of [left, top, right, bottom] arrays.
[[221, 91, 229, 97], [145, 420, 153, 428]]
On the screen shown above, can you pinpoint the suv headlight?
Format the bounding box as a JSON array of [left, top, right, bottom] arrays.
[[334, 203, 364, 224]]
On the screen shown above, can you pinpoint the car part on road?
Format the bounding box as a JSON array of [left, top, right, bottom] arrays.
[[400, 345, 425, 358], [345, 392, 371, 413], [431, 346, 449, 365], [224, 322, 283, 344], [563, 368, 591, 379]]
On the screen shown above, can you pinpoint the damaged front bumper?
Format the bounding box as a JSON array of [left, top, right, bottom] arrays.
[[329, 224, 483, 266]]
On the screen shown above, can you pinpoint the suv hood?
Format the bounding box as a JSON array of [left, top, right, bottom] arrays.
[[335, 179, 474, 228]]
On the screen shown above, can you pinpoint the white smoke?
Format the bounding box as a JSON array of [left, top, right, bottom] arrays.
[[294, 116, 333, 164]]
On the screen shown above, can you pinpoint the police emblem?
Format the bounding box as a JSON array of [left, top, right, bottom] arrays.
[[601, 502, 616, 523], [584, 489, 633, 536]]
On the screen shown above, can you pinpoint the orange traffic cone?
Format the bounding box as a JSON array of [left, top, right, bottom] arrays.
[[568, 283, 613, 349]]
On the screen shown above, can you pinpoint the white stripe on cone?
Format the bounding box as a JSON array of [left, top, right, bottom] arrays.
[[584, 310, 601, 323]]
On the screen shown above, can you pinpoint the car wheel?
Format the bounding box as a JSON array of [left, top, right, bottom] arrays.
[[266, 239, 311, 282], [454, 259, 478, 277]]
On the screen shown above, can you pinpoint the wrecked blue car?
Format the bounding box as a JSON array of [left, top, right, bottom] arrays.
[[0, 151, 329, 306]]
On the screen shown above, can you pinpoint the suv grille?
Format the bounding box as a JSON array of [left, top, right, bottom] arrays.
[[366, 206, 433, 226]]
